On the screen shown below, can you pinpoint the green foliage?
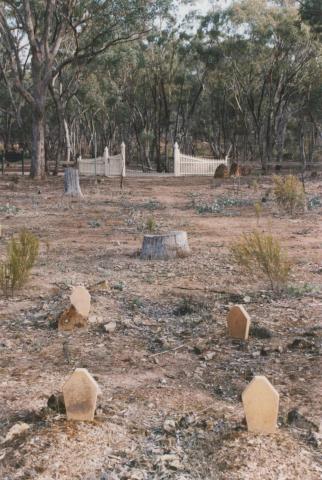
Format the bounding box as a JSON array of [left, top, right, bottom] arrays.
[[195, 196, 253, 215], [273, 175, 305, 215], [307, 196, 322, 210], [146, 216, 157, 232], [300, 0, 322, 35], [0, 229, 39, 296], [286, 283, 320, 298], [130, 297, 143, 310], [231, 230, 291, 290]]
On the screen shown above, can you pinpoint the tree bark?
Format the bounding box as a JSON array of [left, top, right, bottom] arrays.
[[30, 111, 46, 178], [64, 167, 83, 198], [140, 231, 190, 260]]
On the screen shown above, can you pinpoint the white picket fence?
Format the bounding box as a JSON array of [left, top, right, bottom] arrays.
[[78, 142, 228, 177], [79, 143, 126, 177], [174, 143, 229, 176]]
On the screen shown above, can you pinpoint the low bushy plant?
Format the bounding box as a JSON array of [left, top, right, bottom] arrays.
[[230, 230, 291, 290], [273, 175, 305, 215], [146, 216, 157, 232], [0, 228, 39, 296]]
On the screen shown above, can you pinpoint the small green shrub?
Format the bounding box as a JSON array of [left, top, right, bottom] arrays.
[[273, 175, 305, 215], [230, 230, 291, 290], [0, 229, 39, 296], [146, 216, 157, 232]]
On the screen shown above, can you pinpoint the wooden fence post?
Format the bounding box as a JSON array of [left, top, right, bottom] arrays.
[[174, 142, 180, 176]]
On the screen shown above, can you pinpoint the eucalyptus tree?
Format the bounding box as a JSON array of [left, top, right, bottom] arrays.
[[0, 0, 166, 178]]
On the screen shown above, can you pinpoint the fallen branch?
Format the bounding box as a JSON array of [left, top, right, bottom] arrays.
[[149, 344, 186, 357], [174, 285, 238, 295]]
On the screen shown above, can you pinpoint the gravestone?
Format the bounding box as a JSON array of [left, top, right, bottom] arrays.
[[58, 286, 91, 331], [227, 305, 251, 340], [214, 164, 229, 178], [242, 376, 279, 434], [62, 368, 100, 421]]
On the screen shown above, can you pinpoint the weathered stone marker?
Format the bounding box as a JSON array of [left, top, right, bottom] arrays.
[[140, 231, 190, 260], [227, 305, 251, 340], [62, 368, 100, 421], [242, 376, 279, 434], [58, 286, 91, 331]]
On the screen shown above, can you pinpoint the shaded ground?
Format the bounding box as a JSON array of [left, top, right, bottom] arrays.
[[0, 174, 322, 480]]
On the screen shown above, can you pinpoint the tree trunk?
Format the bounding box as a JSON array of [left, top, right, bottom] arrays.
[[64, 167, 83, 198], [64, 119, 72, 163], [30, 111, 46, 178], [140, 231, 190, 260]]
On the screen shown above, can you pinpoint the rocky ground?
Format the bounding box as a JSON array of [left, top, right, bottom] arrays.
[[0, 173, 322, 480]]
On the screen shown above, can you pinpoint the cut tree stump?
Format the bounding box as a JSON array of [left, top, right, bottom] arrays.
[[140, 231, 190, 260], [64, 167, 83, 198]]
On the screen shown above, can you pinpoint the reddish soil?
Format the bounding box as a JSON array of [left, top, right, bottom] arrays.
[[0, 174, 322, 479]]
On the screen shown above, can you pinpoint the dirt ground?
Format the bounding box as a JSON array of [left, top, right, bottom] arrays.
[[0, 173, 322, 480]]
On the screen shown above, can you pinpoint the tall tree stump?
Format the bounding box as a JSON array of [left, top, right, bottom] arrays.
[[64, 167, 83, 198], [140, 231, 190, 260]]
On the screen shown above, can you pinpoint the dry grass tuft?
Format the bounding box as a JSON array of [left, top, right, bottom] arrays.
[[273, 175, 305, 215], [231, 230, 291, 290], [0, 228, 39, 296]]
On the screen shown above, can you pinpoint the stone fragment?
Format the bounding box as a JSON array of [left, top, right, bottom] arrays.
[[2, 422, 30, 443], [104, 321, 117, 333], [58, 286, 91, 331], [242, 376, 279, 434], [227, 305, 250, 340], [62, 368, 100, 421], [163, 418, 176, 433]]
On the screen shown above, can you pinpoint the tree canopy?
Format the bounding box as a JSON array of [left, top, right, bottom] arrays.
[[0, 0, 321, 175]]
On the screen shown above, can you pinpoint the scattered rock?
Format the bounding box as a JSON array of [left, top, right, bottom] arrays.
[[104, 321, 117, 333], [203, 351, 216, 361], [163, 418, 176, 433], [288, 338, 316, 351], [2, 422, 30, 443]]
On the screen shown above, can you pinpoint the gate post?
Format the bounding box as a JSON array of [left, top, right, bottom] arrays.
[[174, 142, 180, 176], [121, 142, 126, 177]]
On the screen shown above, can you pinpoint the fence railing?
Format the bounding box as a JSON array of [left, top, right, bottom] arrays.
[[174, 143, 229, 176], [79, 142, 229, 177], [79, 143, 126, 177]]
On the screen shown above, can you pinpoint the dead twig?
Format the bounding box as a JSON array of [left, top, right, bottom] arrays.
[[149, 344, 186, 357]]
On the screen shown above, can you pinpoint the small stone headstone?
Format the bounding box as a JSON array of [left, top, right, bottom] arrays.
[[58, 286, 91, 331], [242, 375, 279, 434], [70, 286, 91, 318], [227, 305, 250, 340], [62, 368, 100, 421]]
